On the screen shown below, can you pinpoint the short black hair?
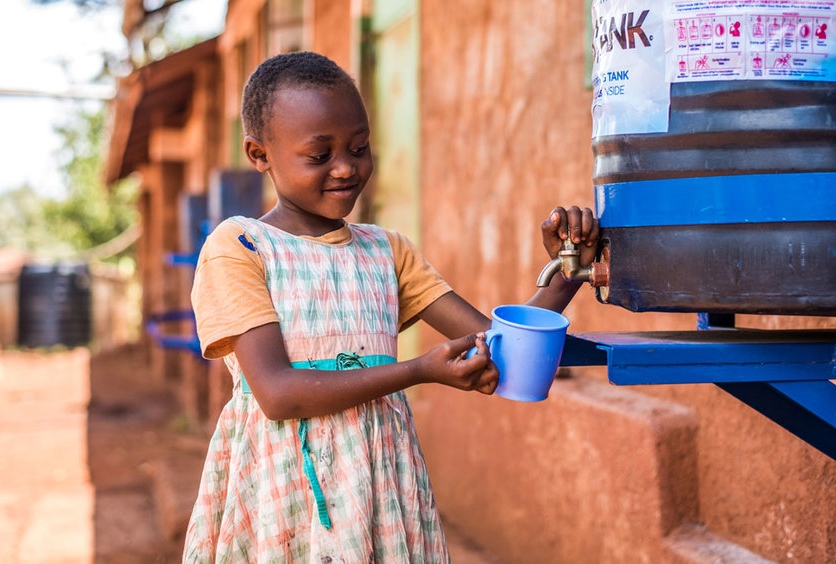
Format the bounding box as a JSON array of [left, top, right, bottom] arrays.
[[241, 51, 359, 140]]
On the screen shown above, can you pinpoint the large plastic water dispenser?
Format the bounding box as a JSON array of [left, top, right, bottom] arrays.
[[590, 1, 835, 315]]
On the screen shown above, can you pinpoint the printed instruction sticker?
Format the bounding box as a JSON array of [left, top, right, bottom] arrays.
[[590, 0, 835, 138], [591, 0, 671, 137], [666, 0, 835, 82]]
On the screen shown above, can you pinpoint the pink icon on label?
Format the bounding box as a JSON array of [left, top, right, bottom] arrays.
[[690, 20, 699, 40], [816, 23, 828, 40], [752, 16, 764, 38], [774, 53, 792, 68]]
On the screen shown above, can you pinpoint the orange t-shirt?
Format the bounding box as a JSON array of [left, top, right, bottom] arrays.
[[191, 220, 452, 359]]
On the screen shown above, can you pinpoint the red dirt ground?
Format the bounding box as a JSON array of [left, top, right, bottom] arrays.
[[87, 344, 200, 563], [0, 344, 199, 563], [0, 344, 494, 563]]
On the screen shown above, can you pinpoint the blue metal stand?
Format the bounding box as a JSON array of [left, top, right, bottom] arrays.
[[147, 219, 212, 359], [561, 329, 836, 460], [145, 309, 204, 360]]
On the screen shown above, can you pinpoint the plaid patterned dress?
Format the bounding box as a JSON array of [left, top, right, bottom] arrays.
[[183, 217, 449, 563]]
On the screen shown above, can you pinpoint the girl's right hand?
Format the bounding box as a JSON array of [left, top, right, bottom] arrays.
[[541, 205, 599, 267], [418, 333, 499, 395]]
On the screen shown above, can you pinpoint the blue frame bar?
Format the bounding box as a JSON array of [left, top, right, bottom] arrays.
[[595, 172, 836, 227], [719, 381, 836, 460], [145, 309, 204, 359], [563, 331, 836, 385], [561, 330, 836, 460]]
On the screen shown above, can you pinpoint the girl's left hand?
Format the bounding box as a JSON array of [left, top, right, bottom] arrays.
[[417, 333, 499, 395]]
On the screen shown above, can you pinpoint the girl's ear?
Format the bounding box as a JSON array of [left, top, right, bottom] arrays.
[[244, 135, 270, 172]]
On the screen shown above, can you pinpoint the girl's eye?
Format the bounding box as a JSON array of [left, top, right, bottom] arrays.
[[351, 144, 369, 157], [308, 151, 330, 164]]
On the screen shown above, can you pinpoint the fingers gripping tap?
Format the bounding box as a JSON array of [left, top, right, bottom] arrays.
[[536, 238, 609, 288]]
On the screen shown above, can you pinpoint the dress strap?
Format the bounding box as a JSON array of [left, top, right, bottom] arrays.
[[297, 418, 332, 529]]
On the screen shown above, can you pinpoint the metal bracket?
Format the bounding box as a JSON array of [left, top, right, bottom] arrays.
[[560, 329, 836, 460]]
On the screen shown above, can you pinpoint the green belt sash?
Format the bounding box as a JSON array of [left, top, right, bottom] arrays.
[[240, 352, 396, 530], [239, 353, 396, 394]]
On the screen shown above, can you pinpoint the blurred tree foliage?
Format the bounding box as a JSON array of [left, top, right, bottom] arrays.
[[47, 107, 139, 257], [7, 0, 221, 262], [0, 105, 139, 262], [7, 0, 224, 261], [0, 185, 57, 253], [30, 0, 197, 68]]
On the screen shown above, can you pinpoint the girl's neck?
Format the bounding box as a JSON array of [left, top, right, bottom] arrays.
[[259, 206, 346, 238]]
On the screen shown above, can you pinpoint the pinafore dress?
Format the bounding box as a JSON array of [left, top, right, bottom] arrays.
[[183, 217, 449, 563]]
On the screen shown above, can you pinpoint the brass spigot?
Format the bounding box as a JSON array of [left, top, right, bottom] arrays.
[[536, 239, 609, 288]]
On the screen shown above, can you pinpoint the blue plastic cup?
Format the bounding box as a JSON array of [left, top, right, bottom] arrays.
[[474, 304, 570, 402]]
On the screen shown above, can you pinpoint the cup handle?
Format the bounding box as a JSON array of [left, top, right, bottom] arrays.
[[465, 329, 499, 359]]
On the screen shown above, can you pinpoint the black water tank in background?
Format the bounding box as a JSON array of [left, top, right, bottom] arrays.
[[18, 263, 92, 348]]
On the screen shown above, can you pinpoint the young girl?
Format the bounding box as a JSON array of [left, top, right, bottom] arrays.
[[183, 51, 598, 562]]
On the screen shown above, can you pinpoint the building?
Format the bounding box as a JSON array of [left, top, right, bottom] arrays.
[[105, 1, 836, 561]]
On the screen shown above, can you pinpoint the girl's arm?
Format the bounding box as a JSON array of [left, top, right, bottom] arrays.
[[233, 321, 496, 421], [415, 273, 582, 341], [418, 205, 599, 337], [415, 291, 491, 339]]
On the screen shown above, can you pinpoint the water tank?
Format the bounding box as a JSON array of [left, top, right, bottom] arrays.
[[590, 1, 836, 315], [18, 263, 91, 348]]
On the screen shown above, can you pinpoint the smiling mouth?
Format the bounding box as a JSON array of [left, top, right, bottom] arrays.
[[324, 184, 359, 195]]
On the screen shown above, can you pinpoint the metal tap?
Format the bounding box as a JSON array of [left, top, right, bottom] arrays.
[[536, 239, 609, 288]]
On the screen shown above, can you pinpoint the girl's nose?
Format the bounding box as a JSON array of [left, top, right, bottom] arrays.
[[330, 156, 356, 178]]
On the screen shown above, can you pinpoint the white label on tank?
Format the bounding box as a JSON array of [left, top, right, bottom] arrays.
[[666, 0, 835, 82], [591, 0, 835, 138], [591, 0, 671, 137]]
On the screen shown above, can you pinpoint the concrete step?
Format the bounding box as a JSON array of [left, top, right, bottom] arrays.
[[665, 523, 777, 564], [147, 436, 207, 543]]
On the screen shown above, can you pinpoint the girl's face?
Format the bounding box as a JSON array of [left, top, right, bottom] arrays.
[[245, 84, 373, 236]]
